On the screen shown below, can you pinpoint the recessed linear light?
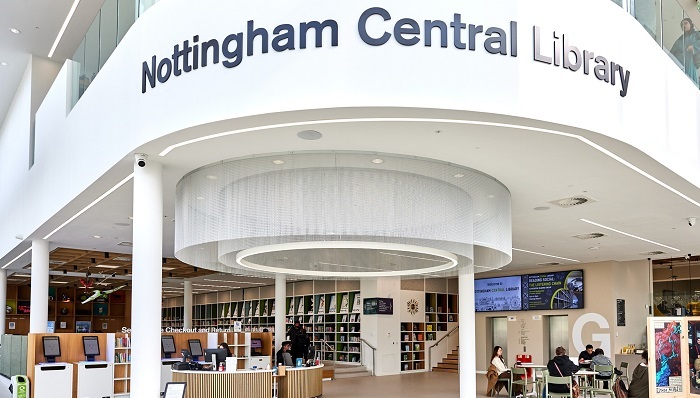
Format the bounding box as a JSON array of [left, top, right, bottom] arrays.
[[453, 174, 465, 178], [2, 247, 31, 269], [9, 28, 21, 34], [534, 206, 550, 211], [512, 248, 579, 262], [95, 264, 119, 269], [272, 160, 285, 165], [43, 173, 133, 240], [0, 62, 7, 67], [50, 281, 69, 284], [206, 175, 218, 180], [371, 158, 384, 164], [48, 0, 81, 58], [162, 267, 175, 271], [579, 219, 681, 251], [157, 118, 700, 213], [92, 235, 101, 239]]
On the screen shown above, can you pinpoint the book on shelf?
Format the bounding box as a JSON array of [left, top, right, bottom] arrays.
[[317, 315, 323, 323], [342, 314, 347, 323], [254, 303, 260, 316], [270, 301, 275, 316], [308, 299, 314, 314], [352, 293, 361, 313], [221, 305, 227, 319], [340, 293, 349, 313], [318, 296, 325, 314], [426, 324, 433, 331], [288, 301, 294, 316], [328, 294, 336, 313], [448, 314, 454, 322], [297, 299, 305, 315], [350, 314, 356, 322]]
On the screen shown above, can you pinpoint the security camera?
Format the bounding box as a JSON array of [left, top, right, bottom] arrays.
[[689, 217, 697, 227], [136, 154, 147, 168]]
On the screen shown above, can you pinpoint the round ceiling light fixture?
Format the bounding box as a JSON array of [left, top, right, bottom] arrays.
[[9, 28, 20, 34], [174, 152, 512, 278]]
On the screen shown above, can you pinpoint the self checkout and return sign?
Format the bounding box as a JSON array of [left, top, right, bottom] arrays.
[[142, 7, 631, 97]]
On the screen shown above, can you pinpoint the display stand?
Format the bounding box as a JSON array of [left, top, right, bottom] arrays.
[[161, 359, 181, 394], [76, 361, 114, 398], [34, 362, 73, 398]]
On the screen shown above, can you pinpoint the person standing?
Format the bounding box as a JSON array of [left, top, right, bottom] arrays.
[[670, 18, 700, 84], [293, 328, 311, 362]]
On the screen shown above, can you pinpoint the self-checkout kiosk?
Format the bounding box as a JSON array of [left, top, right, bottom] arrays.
[[160, 335, 181, 394], [76, 335, 114, 398], [34, 336, 72, 398]]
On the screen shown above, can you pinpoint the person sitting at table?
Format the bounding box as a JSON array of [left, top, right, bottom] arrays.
[[547, 346, 579, 394], [627, 350, 648, 398], [578, 344, 594, 364], [591, 348, 613, 388], [486, 346, 512, 396], [218, 342, 232, 357], [276, 341, 294, 367]]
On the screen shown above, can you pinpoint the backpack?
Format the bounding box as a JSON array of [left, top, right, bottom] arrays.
[[612, 378, 628, 398]]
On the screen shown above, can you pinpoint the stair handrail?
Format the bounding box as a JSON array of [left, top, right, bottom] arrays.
[[319, 339, 335, 378], [428, 325, 459, 372], [359, 338, 377, 376]]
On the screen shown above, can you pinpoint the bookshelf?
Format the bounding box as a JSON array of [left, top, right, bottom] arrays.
[[400, 322, 426, 371], [5, 285, 131, 335], [424, 292, 458, 339], [286, 290, 362, 363], [112, 333, 131, 397]]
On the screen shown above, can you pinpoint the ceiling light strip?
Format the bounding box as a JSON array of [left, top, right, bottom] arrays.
[[1, 248, 32, 269], [43, 173, 134, 240], [512, 248, 579, 262], [159, 118, 700, 210], [48, 0, 82, 58], [579, 219, 680, 252]]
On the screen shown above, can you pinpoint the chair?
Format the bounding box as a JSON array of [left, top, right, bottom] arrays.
[[618, 361, 629, 384], [511, 366, 536, 397], [497, 373, 511, 396], [545, 374, 573, 398], [591, 364, 616, 397], [536, 369, 549, 397]]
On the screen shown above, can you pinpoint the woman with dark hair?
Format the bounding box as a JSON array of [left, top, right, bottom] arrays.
[[627, 350, 649, 398], [670, 18, 700, 84], [486, 346, 511, 396], [218, 342, 232, 357]]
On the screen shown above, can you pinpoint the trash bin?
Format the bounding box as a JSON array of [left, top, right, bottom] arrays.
[[516, 354, 533, 378], [10, 375, 29, 398]]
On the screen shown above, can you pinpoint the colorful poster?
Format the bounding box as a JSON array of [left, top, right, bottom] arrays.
[[654, 320, 683, 393], [689, 321, 700, 394]]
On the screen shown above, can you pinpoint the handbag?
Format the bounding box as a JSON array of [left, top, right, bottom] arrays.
[[554, 362, 580, 398], [612, 378, 628, 398]]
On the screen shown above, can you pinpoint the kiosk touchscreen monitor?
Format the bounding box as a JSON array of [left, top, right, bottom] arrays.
[[161, 335, 177, 359], [82, 335, 100, 361], [204, 348, 227, 366], [42, 336, 61, 363], [188, 339, 203, 361]]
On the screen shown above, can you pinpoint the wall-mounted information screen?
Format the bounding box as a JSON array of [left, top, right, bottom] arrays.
[[474, 276, 523, 312], [524, 270, 583, 310], [476, 270, 583, 312]]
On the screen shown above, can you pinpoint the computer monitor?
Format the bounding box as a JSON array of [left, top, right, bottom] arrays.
[[204, 348, 227, 366], [42, 336, 61, 363], [161, 335, 176, 359], [82, 335, 100, 361], [188, 339, 203, 361]]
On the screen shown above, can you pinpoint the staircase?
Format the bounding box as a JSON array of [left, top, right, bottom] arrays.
[[432, 348, 459, 373], [327, 362, 372, 379]]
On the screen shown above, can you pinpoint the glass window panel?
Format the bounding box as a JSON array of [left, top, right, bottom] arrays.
[[84, 11, 101, 92], [117, 0, 137, 45], [99, 0, 118, 70]]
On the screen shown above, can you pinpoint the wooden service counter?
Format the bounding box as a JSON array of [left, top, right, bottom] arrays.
[[277, 364, 324, 398], [172, 369, 273, 398]]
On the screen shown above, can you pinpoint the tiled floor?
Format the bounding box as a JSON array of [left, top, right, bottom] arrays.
[[322, 371, 497, 397]]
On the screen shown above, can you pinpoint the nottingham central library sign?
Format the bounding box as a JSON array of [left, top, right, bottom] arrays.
[[141, 6, 631, 97]]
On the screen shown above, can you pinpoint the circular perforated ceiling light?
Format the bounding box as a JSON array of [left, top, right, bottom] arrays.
[[175, 152, 512, 278]]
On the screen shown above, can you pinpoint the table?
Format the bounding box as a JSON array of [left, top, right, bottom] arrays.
[[573, 370, 597, 398], [277, 365, 324, 398], [516, 364, 548, 396]]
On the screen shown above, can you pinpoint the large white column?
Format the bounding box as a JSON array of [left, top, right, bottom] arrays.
[[0, 269, 6, 335], [275, 274, 286, 350], [183, 281, 193, 330], [459, 268, 476, 398], [131, 155, 163, 397], [30, 239, 49, 333]]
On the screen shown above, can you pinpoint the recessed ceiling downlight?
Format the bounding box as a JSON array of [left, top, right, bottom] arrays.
[[549, 196, 597, 208], [572, 232, 607, 240], [9, 28, 21, 34], [297, 130, 322, 140], [272, 160, 285, 165], [0, 62, 7, 67], [371, 158, 384, 164]]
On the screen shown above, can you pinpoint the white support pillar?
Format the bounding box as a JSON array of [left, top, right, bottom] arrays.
[[459, 268, 476, 398], [275, 274, 286, 350], [184, 281, 193, 330], [0, 269, 6, 335], [30, 239, 49, 333], [131, 155, 163, 398]]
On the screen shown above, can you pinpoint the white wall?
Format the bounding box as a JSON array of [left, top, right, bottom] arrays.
[[1, 0, 699, 262]]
